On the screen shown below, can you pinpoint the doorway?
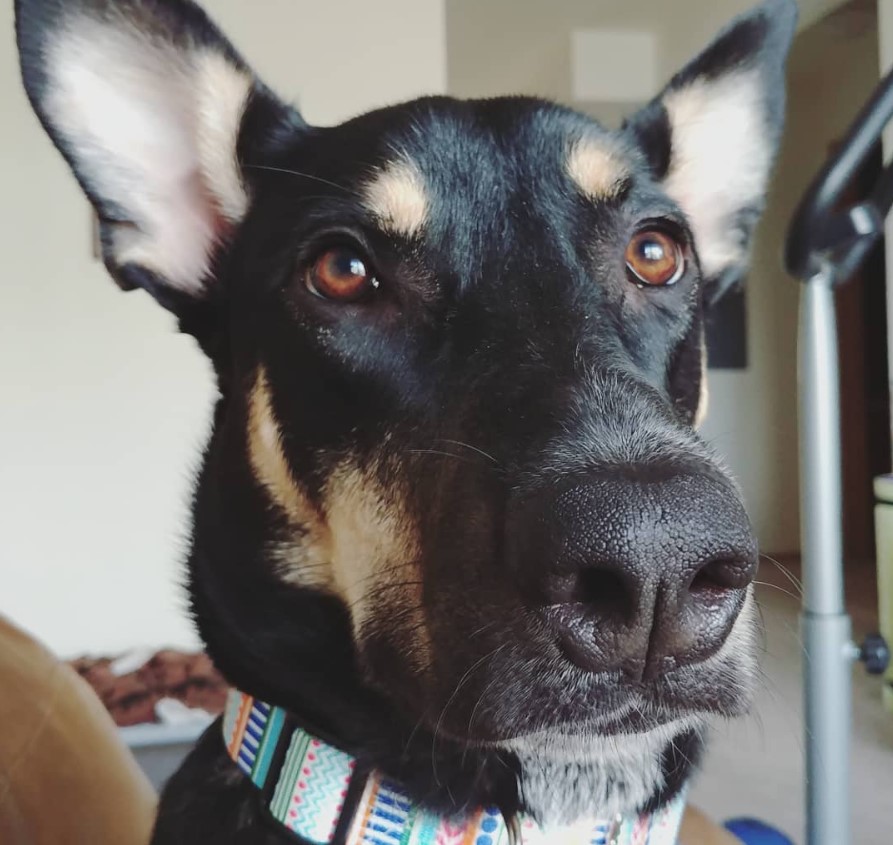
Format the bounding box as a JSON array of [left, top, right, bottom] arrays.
[[836, 142, 891, 564]]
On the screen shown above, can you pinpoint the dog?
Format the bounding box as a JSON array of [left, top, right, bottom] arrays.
[[15, 0, 796, 842]]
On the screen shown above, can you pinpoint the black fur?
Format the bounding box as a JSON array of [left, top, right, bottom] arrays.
[[14, 0, 797, 841]]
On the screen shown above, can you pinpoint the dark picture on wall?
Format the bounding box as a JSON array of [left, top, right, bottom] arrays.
[[705, 288, 747, 369]]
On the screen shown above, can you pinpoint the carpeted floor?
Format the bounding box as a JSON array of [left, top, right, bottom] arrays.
[[690, 558, 893, 844]]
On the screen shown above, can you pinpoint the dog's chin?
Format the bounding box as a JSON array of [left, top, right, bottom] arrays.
[[417, 640, 757, 823], [476, 713, 702, 825]]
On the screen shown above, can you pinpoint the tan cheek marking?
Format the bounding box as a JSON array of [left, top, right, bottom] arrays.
[[566, 138, 628, 201], [324, 463, 430, 668], [247, 370, 430, 666], [363, 161, 428, 238], [246, 368, 333, 588]]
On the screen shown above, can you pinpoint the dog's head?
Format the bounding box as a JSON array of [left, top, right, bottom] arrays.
[[17, 0, 796, 823]]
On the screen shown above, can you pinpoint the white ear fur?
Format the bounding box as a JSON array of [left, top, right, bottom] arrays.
[[43, 14, 252, 295], [662, 71, 772, 279], [625, 0, 796, 290]]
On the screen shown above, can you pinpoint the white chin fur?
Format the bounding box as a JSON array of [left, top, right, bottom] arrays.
[[503, 716, 701, 826]]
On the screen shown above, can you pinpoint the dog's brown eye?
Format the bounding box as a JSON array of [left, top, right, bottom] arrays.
[[625, 230, 684, 287], [306, 248, 378, 301]]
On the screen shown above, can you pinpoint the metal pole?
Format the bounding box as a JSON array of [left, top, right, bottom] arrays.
[[798, 269, 855, 845]]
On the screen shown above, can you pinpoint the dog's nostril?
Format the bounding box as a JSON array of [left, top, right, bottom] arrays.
[[690, 557, 754, 596], [542, 568, 634, 620], [575, 568, 635, 622]]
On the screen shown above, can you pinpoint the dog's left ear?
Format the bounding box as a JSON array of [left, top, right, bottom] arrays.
[[625, 0, 797, 302]]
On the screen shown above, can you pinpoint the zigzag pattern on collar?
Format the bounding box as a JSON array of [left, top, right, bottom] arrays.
[[222, 690, 685, 845]]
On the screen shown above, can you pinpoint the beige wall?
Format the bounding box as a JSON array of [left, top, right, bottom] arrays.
[[447, 0, 848, 101], [447, 0, 879, 555], [0, 0, 446, 657]]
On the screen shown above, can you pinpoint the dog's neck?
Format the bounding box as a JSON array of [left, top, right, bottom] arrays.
[[223, 689, 687, 845]]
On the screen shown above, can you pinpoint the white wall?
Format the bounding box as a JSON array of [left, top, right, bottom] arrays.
[[0, 0, 446, 658], [447, 0, 879, 555]]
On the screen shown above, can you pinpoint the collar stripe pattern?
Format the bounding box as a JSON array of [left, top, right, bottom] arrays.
[[223, 690, 685, 845]]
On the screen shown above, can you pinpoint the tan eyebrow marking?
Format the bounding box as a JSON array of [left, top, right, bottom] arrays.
[[566, 137, 629, 201], [363, 159, 429, 237]]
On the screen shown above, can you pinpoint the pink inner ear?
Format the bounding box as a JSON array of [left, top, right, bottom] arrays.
[[662, 71, 771, 280], [46, 18, 251, 296]]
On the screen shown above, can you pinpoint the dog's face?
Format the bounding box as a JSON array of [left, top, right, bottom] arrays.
[[17, 0, 796, 823]]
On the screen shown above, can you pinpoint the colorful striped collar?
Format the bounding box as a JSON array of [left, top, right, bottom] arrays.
[[222, 690, 685, 845]]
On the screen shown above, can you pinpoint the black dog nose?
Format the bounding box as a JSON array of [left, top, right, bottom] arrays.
[[507, 471, 758, 680]]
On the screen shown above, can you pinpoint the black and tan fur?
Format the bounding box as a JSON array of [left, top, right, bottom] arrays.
[[14, 0, 797, 841]]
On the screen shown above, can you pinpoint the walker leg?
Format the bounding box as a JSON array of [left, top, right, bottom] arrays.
[[798, 273, 855, 845], [801, 612, 853, 845]]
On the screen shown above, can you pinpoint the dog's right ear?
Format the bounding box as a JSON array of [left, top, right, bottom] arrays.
[[16, 0, 301, 320]]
